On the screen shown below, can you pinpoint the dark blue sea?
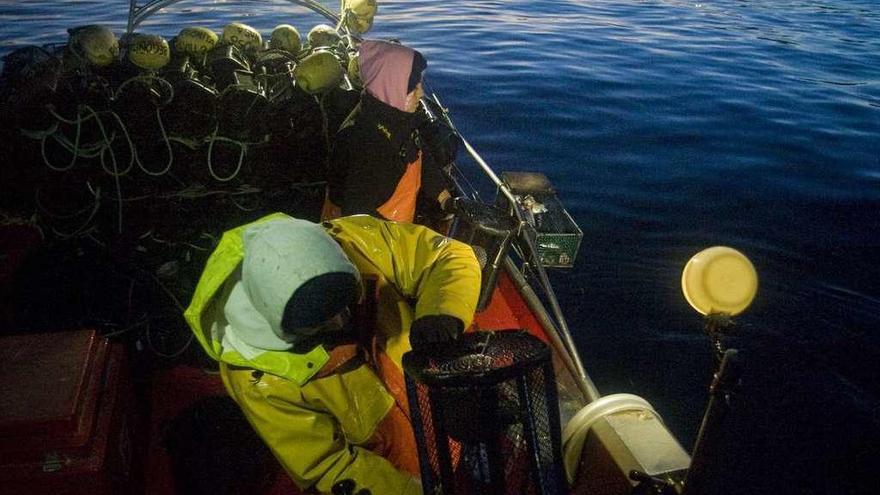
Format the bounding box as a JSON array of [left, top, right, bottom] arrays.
[[2, 1, 878, 493]]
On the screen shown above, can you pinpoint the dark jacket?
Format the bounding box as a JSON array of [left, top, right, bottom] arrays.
[[328, 92, 448, 218]]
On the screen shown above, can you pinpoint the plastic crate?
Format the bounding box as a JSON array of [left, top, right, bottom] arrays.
[[0, 330, 139, 494], [404, 330, 567, 495], [499, 172, 583, 268]]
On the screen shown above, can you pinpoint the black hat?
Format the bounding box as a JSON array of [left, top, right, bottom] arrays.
[[281, 271, 360, 332], [407, 50, 427, 93]]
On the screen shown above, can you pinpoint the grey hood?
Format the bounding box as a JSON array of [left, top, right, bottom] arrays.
[[222, 218, 360, 353]]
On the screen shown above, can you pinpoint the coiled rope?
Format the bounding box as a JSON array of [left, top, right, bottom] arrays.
[[206, 131, 271, 183], [114, 74, 176, 177], [34, 182, 102, 238]]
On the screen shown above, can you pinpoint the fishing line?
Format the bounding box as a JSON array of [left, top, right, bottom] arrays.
[[206, 133, 247, 182], [229, 193, 261, 212], [41, 106, 87, 171], [132, 107, 174, 176], [34, 183, 102, 238], [75, 104, 130, 234], [112, 74, 176, 177], [318, 92, 332, 163], [145, 230, 210, 252], [143, 270, 194, 358], [66, 105, 134, 177], [21, 120, 59, 140]]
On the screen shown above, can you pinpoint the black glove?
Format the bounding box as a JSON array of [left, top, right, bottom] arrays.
[[418, 119, 461, 167], [332, 479, 371, 495], [409, 314, 464, 350], [332, 479, 356, 495]]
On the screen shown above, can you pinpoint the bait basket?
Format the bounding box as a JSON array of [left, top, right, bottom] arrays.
[[498, 171, 583, 268], [403, 330, 566, 495]]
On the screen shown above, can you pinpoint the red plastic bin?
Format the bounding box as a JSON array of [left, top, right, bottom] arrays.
[[0, 329, 139, 495]]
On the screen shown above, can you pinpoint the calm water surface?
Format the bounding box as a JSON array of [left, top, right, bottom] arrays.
[[2, 0, 878, 493]]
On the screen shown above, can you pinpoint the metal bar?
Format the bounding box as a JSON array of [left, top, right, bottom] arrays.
[[128, 0, 136, 34], [425, 93, 599, 403], [518, 222, 595, 392], [127, 0, 341, 34], [504, 258, 600, 403], [516, 373, 545, 490], [459, 134, 597, 401], [459, 136, 521, 211], [684, 348, 741, 495], [427, 387, 457, 490]]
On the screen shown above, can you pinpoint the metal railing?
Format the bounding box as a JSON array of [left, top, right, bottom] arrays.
[[127, 0, 340, 33], [425, 95, 600, 404]]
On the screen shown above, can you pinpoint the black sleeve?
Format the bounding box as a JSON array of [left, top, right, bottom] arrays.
[[418, 120, 459, 201], [329, 126, 402, 216], [420, 147, 452, 202]]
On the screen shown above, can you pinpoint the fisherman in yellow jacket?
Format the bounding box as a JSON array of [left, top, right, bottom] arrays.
[[184, 213, 481, 495]]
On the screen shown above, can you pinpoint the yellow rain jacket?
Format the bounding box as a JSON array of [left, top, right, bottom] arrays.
[[184, 213, 480, 495]]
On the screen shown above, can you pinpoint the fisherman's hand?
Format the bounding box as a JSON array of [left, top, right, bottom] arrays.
[[419, 120, 461, 167], [410, 315, 464, 350]]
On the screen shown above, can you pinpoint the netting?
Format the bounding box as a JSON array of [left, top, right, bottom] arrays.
[[404, 330, 567, 495], [0, 30, 359, 248]]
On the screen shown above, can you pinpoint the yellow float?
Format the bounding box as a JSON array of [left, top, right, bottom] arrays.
[[128, 33, 171, 70], [294, 51, 343, 94], [270, 24, 302, 54], [175, 27, 218, 57], [222, 22, 262, 51], [307, 24, 340, 49], [68, 25, 119, 66], [343, 0, 378, 34]]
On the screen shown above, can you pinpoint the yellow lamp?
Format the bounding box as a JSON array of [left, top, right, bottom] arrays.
[[681, 246, 757, 316]]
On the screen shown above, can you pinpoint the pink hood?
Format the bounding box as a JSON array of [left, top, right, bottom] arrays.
[[358, 40, 418, 112]]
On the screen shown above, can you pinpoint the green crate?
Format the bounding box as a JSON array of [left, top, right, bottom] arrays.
[[498, 172, 583, 268]]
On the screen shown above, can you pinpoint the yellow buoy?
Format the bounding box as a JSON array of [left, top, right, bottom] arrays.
[[223, 22, 263, 51], [128, 34, 171, 70], [681, 246, 758, 316], [307, 24, 340, 49], [68, 25, 119, 66], [270, 24, 302, 54], [343, 0, 378, 34], [294, 51, 343, 94], [175, 27, 218, 57]]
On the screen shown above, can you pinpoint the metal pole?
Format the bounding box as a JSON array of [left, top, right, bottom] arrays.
[[684, 348, 742, 494], [460, 136, 598, 401], [505, 258, 600, 403], [126, 0, 341, 34], [427, 94, 599, 402]]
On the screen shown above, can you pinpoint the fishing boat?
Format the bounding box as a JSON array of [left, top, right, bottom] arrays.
[[0, 1, 759, 493]]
